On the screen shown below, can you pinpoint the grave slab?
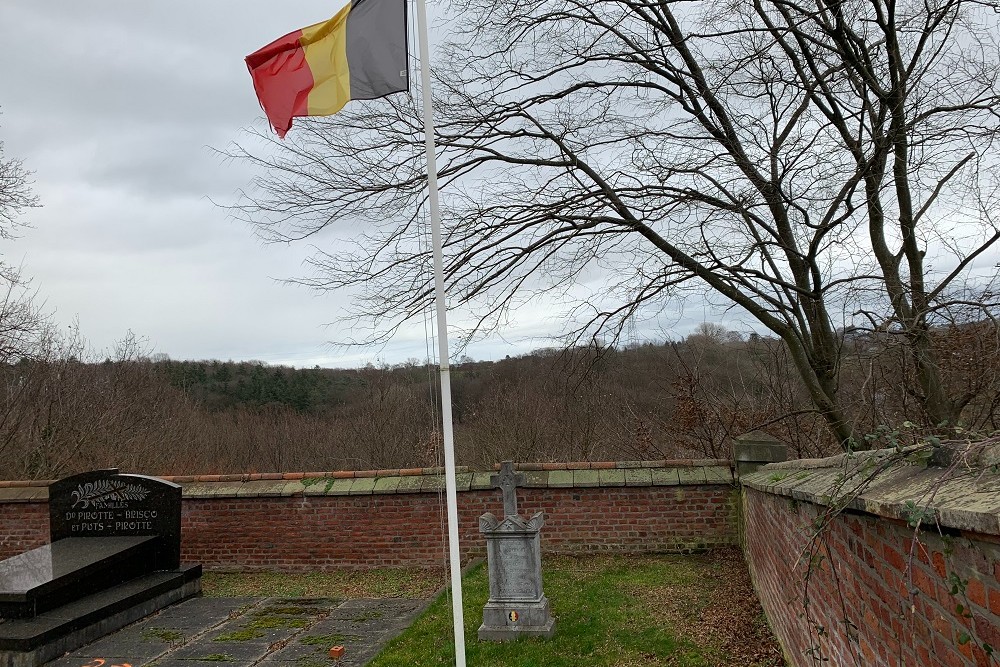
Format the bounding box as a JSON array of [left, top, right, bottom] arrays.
[[0, 566, 200, 667], [0, 470, 200, 667], [0, 536, 158, 618], [49, 470, 182, 571]]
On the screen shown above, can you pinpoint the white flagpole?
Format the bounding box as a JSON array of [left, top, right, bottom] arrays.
[[413, 0, 467, 665]]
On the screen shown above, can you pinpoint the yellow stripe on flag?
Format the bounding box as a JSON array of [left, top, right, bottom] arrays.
[[301, 5, 352, 117]]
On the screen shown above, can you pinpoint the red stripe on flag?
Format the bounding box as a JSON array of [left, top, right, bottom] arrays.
[[246, 30, 314, 138]]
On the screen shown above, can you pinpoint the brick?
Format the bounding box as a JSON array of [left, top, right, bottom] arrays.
[[967, 578, 986, 608], [932, 551, 948, 578], [18, 452, 1000, 667], [883, 544, 905, 571], [989, 588, 1000, 616]]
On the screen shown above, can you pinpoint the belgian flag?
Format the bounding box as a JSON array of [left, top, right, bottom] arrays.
[[246, 0, 408, 138]]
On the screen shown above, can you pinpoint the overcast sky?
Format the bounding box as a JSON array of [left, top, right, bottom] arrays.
[[0, 1, 722, 368]]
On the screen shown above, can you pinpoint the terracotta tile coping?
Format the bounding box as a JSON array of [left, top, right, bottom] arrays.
[[0, 460, 733, 490]]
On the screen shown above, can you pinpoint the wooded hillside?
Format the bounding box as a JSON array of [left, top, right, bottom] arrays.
[[1, 321, 997, 480]]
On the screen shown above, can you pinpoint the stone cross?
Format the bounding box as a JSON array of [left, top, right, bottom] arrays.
[[490, 461, 525, 518]]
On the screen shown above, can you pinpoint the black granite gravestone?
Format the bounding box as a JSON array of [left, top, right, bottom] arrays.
[[49, 469, 181, 570], [0, 469, 200, 667]]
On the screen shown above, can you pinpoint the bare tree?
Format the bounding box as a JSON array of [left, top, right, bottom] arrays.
[[227, 0, 1000, 448], [0, 135, 37, 238], [0, 122, 44, 363]]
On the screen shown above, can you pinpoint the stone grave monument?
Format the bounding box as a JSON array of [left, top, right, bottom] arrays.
[[478, 461, 555, 641], [0, 469, 201, 667]]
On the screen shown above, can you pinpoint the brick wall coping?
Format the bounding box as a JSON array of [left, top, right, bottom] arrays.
[[0, 460, 733, 502], [741, 448, 1000, 537]]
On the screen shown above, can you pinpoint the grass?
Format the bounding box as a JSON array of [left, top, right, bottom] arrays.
[[199, 550, 783, 666], [369, 555, 728, 667], [201, 569, 443, 599]]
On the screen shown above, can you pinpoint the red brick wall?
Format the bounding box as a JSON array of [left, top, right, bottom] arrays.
[[0, 501, 47, 556], [0, 485, 736, 568], [744, 487, 1000, 667]]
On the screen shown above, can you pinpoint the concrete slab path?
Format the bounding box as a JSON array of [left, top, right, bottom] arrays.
[[44, 596, 424, 667]]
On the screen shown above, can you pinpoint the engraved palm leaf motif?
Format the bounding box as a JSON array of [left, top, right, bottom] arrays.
[[71, 480, 149, 508]]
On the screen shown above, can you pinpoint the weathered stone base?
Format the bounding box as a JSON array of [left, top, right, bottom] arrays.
[[478, 596, 555, 641], [0, 565, 201, 667]]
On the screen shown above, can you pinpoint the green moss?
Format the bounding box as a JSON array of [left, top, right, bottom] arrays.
[[214, 629, 264, 642], [249, 616, 310, 630], [300, 477, 333, 489], [255, 606, 317, 616], [352, 610, 383, 622], [300, 632, 357, 646], [141, 628, 185, 643], [214, 615, 309, 642]]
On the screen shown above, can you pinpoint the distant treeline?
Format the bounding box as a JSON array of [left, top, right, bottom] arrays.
[[158, 360, 360, 414], [0, 322, 997, 480]]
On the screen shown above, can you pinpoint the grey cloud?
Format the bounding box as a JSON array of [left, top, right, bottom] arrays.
[[0, 0, 728, 367]]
